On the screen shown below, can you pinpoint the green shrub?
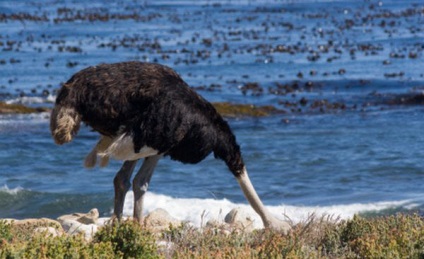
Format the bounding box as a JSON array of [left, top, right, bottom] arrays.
[[0, 221, 13, 243], [23, 233, 87, 259], [341, 214, 424, 258], [93, 220, 159, 259]]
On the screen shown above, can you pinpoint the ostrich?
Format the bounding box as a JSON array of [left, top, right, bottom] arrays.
[[50, 61, 290, 232]]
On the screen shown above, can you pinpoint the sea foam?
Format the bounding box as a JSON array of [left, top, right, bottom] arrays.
[[0, 185, 24, 195], [121, 191, 417, 229], [5, 95, 55, 105]]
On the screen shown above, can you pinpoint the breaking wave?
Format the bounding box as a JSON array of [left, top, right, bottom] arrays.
[[122, 192, 419, 228]]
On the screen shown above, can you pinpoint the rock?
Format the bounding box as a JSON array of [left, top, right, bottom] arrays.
[[60, 219, 77, 232], [205, 219, 222, 228], [57, 209, 100, 241], [0, 101, 49, 114], [34, 227, 62, 237], [5, 218, 64, 237], [212, 102, 280, 117], [60, 219, 98, 241], [144, 208, 181, 232], [224, 208, 255, 232], [57, 208, 99, 225], [77, 208, 99, 224], [96, 217, 111, 227], [12, 218, 63, 231]]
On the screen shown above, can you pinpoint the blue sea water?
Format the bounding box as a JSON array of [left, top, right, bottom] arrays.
[[0, 0, 423, 226]]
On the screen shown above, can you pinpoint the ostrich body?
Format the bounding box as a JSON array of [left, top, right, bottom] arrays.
[[50, 61, 289, 232]]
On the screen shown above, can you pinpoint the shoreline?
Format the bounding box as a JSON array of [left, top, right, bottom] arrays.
[[1, 211, 423, 258], [2, 206, 263, 241]]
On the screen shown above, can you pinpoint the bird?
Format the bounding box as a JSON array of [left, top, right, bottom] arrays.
[[50, 61, 290, 232]]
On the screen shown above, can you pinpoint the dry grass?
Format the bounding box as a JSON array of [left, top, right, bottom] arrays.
[[1, 213, 424, 258]]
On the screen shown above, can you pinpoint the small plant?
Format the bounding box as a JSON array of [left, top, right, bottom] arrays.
[[0, 220, 13, 243], [93, 220, 159, 258], [22, 233, 87, 259], [164, 223, 255, 258]]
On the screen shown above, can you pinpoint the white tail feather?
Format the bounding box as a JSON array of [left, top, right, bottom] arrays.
[[84, 136, 113, 168], [100, 134, 159, 161]]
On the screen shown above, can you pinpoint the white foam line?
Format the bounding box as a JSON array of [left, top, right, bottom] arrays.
[[121, 192, 417, 228], [5, 94, 55, 105], [0, 185, 24, 195]]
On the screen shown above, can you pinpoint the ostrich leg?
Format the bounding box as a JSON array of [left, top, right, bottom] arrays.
[[236, 167, 291, 233], [132, 155, 161, 224], [113, 160, 138, 220]]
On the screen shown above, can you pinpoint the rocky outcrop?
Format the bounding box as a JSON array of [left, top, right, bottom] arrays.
[[0, 102, 49, 114], [0, 100, 278, 117], [3, 217, 64, 238], [213, 102, 280, 117], [57, 208, 100, 225], [57, 208, 100, 241], [2, 207, 270, 241]]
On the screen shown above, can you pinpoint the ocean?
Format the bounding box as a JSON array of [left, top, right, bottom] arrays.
[[0, 0, 423, 228]]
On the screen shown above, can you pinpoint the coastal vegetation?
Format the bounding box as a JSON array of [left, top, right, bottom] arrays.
[[1, 213, 423, 258]]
